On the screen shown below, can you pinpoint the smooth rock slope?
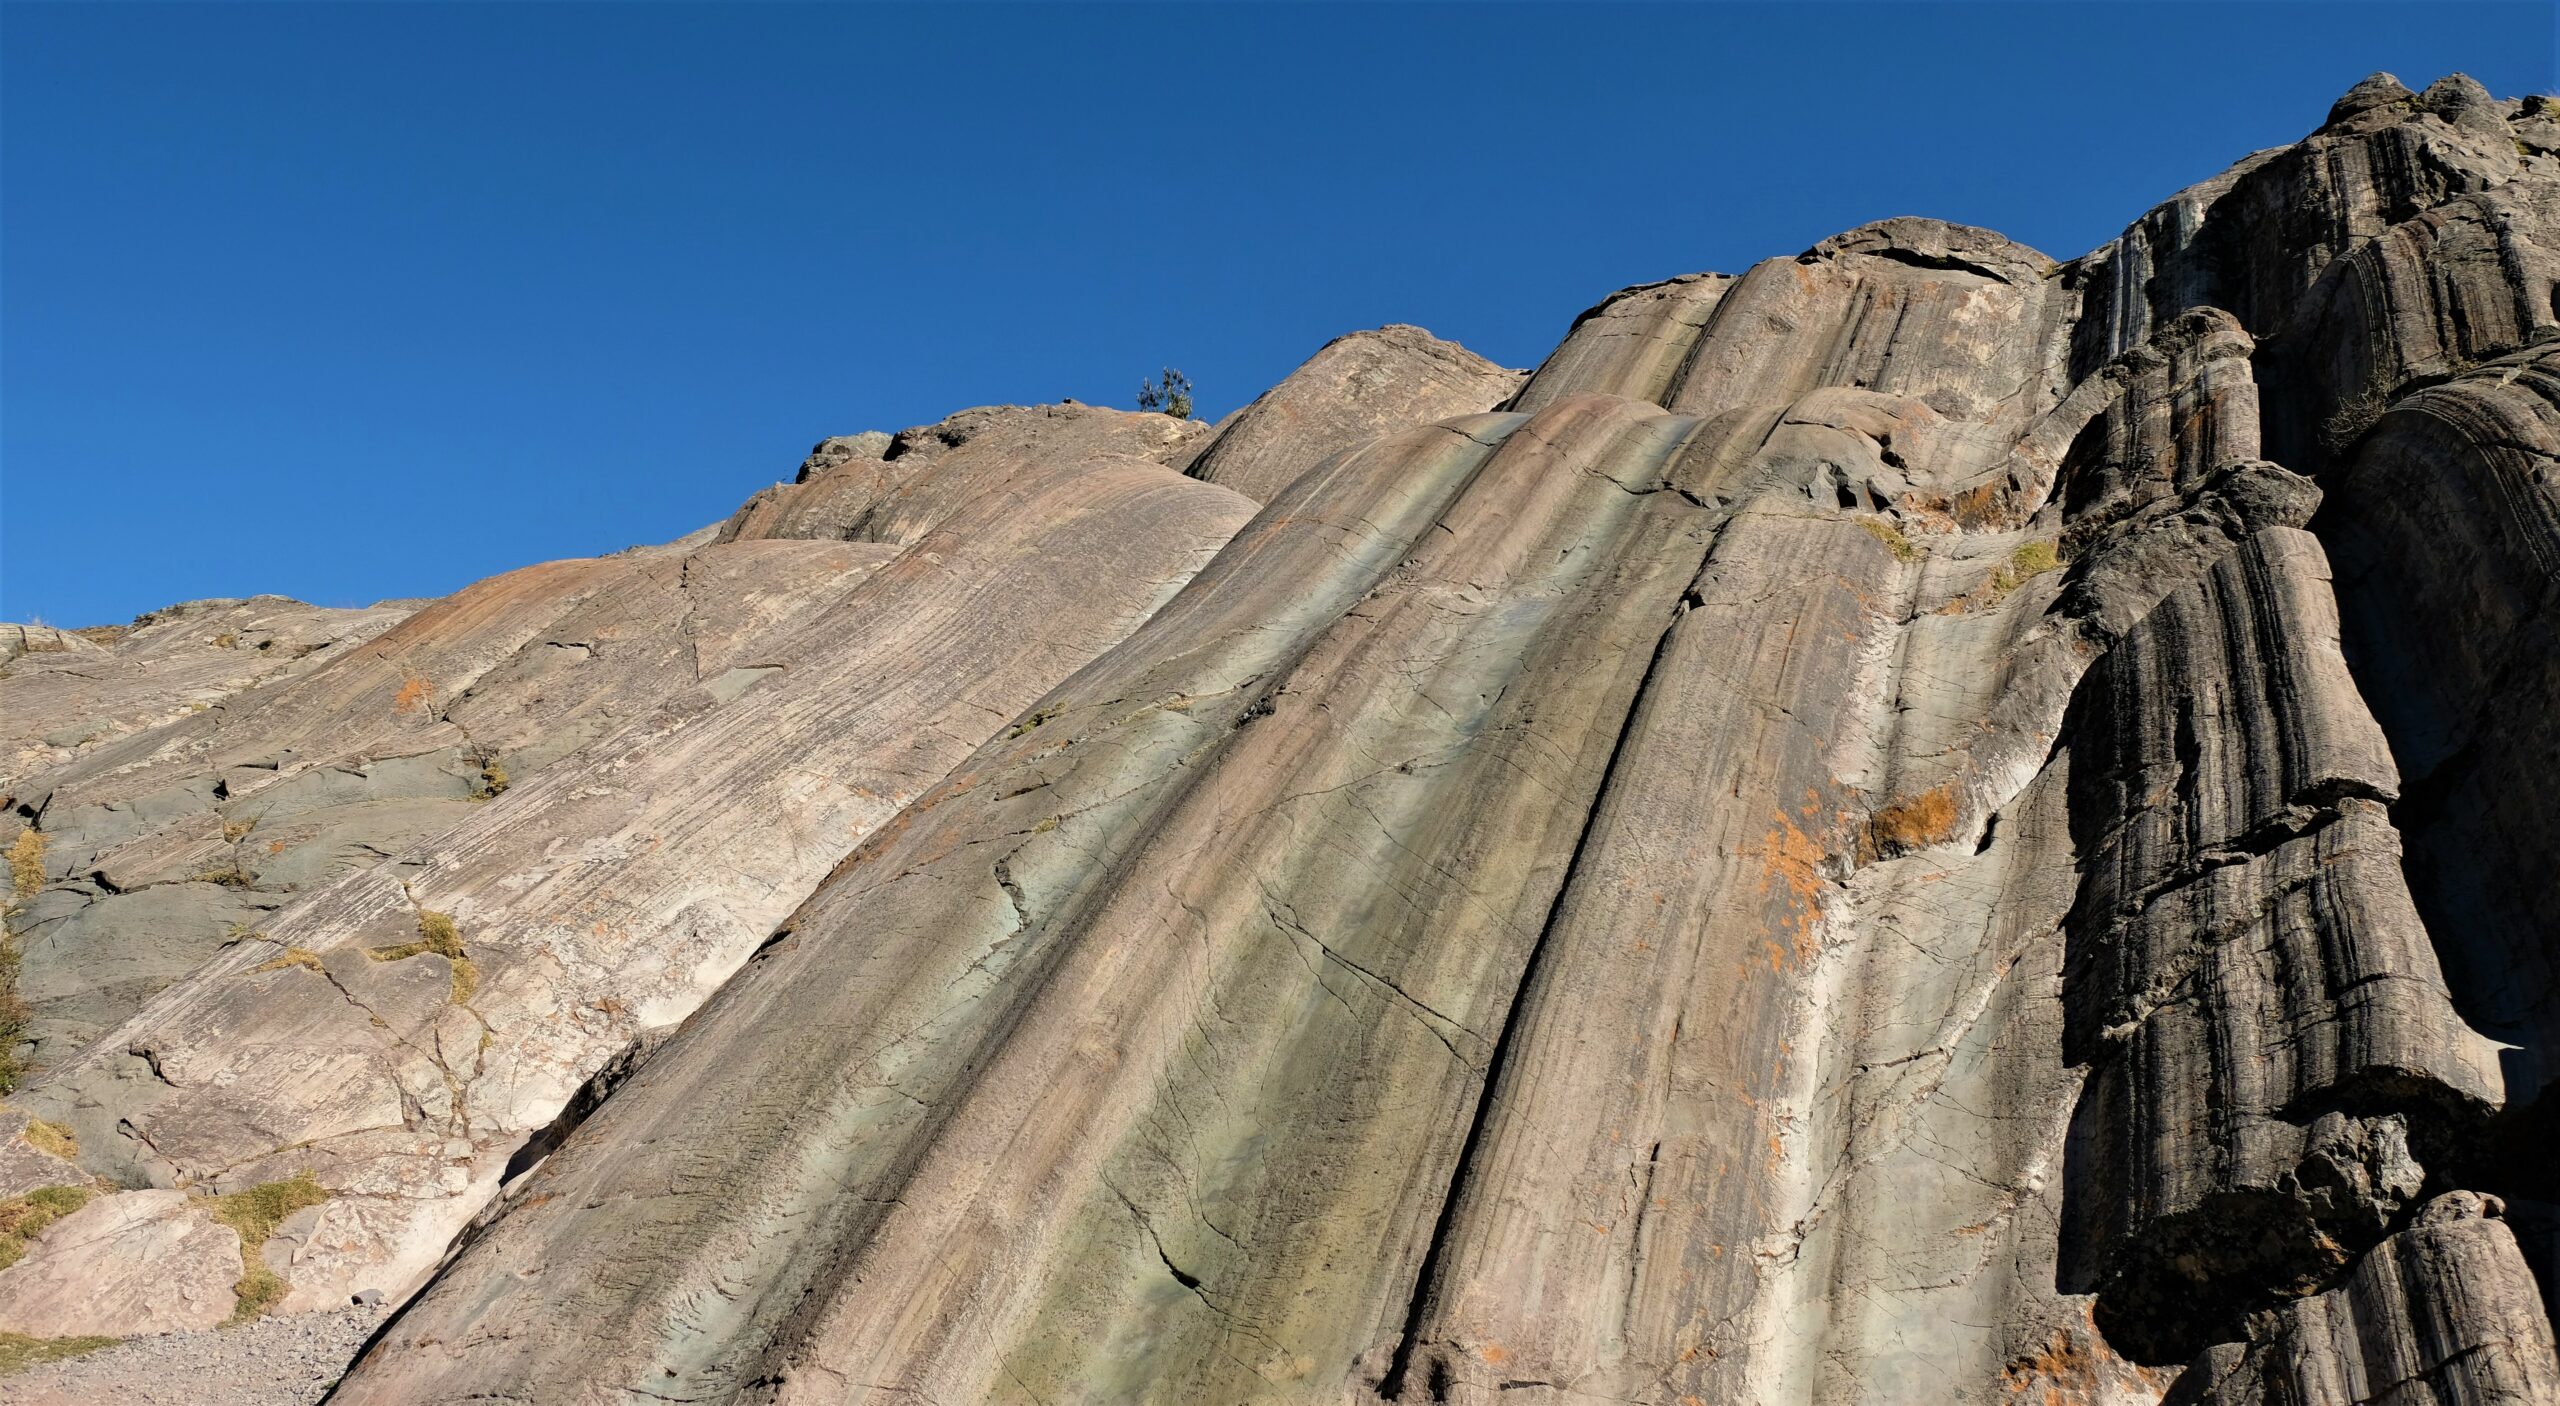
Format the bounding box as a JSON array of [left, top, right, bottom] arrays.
[[2, 73, 2556, 1406]]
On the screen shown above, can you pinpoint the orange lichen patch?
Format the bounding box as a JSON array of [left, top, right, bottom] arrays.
[[1949, 479, 2008, 529], [1478, 1343, 1508, 1365], [1864, 783, 1961, 859], [391, 673, 434, 715], [1756, 811, 1830, 967], [2002, 1313, 2173, 1406]]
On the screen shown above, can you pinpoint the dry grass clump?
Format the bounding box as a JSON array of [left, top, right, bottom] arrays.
[[6, 831, 43, 899], [2320, 389, 2386, 453], [21, 1118, 76, 1161], [0, 1331, 120, 1376], [1931, 538, 2068, 616], [0, 1185, 92, 1271], [368, 910, 478, 1003], [253, 947, 325, 976], [0, 846, 31, 1093], [206, 1173, 331, 1325], [1988, 539, 2064, 596], [1005, 706, 1061, 739], [1857, 516, 1922, 563], [0, 967, 23, 1092]]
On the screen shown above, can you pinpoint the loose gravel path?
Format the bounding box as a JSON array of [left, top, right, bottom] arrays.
[[1, 1305, 383, 1405]]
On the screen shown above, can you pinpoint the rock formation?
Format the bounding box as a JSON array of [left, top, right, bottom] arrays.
[[1, 73, 2555, 1406]]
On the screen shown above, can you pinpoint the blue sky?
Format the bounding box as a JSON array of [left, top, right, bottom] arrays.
[[4, 3, 2552, 626]]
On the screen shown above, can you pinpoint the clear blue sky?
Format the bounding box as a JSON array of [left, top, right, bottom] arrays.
[[4, 3, 2552, 626]]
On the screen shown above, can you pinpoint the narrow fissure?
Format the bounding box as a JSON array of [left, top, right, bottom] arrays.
[[1378, 594, 1694, 1399]]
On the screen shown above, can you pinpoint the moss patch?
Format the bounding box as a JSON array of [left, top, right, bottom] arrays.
[[0, 1185, 93, 1271], [472, 758, 510, 800], [0, 1331, 120, 1377], [21, 1118, 75, 1161], [367, 911, 477, 1003], [205, 1173, 330, 1325], [1989, 539, 2064, 596]]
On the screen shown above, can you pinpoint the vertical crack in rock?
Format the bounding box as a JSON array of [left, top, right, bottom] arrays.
[[1378, 592, 1696, 1403]]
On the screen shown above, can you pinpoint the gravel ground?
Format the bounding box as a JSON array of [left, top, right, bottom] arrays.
[[1, 1305, 384, 1406]]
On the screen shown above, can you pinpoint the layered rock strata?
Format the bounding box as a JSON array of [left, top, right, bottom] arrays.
[[0, 71, 2553, 1406]]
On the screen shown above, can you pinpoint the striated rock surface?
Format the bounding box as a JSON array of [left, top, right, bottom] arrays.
[[1, 71, 2554, 1406], [1182, 325, 1526, 502], [0, 1189, 242, 1337], [8, 445, 1254, 1315], [2165, 1193, 2560, 1406], [1, 596, 420, 781]]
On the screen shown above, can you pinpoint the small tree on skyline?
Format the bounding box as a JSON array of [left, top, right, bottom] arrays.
[[1136, 367, 1193, 420]]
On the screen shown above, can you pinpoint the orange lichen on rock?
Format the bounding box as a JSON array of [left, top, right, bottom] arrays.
[[1757, 810, 1830, 967], [2001, 1311, 2172, 1406], [1865, 782, 1961, 858]]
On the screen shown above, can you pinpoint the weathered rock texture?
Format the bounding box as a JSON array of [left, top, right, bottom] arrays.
[[1, 73, 2554, 1406], [1182, 324, 1526, 502]]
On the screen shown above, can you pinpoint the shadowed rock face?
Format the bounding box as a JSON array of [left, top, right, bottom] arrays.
[[3, 72, 2557, 1406]]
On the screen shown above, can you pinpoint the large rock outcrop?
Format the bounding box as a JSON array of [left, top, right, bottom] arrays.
[[1, 71, 2554, 1406], [1181, 324, 1526, 502]]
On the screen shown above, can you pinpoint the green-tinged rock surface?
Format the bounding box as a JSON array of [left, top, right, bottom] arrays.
[[3, 70, 2556, 1406]]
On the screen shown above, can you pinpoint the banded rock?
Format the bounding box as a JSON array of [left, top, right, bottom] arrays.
[[0, 70, 2552, 1406]]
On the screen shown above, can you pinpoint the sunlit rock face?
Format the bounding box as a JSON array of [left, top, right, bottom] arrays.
[[4, 72, 2558, 1406]]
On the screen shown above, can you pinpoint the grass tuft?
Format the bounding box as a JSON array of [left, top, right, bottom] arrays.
[[0, 1186, 93, 1272], [0, 882, 29, 1092], [1005, 706, 1060, 740], [1856, 516, 1921, 563], [1988, 539, 2064, 597], [253, 947, 325, 976], [2320, 389, 2387, 454], [368, 911, 477, 1003], [0, 1332, 120, 1377], [6, 832, 43, 899], [206, 1173, 331, 1325], [21, 1118, 76, 1161]]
